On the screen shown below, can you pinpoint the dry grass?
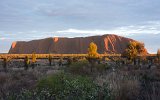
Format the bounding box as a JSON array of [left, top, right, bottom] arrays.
[[0, 70, 37, 98], [0, 63, 63, 99], [95, 71, 141, 100]]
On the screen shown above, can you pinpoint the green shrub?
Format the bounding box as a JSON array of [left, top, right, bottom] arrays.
[[6, 73, 112, 100], [69, 60, 90, 75], [37, 73, 100, 100], [96, 64, 109, 72]]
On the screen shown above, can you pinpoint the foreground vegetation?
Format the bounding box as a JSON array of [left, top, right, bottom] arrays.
[[0, 42, 160, 100], [0, 59, 160, 100]]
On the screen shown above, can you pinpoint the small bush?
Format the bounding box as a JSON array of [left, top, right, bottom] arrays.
[[96, 71, 142, 100], [32, 52, 37, 69], [6, 73, 112, 100], [3, 57, 10, 72], [96, 64, 108, 72], [105, 57, 110, 61], [69, 60, 90, 75], [24, 56, 30, 70], [37, 73, 100, 100], [67, 57, 73, 66], [32, 53, 37, 63], [48, 54, 52, 66]]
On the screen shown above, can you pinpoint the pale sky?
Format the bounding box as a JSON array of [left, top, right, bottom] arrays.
[[0, 0, 160, 53]]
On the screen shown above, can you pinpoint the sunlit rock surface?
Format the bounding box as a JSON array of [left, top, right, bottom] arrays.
[[9, 34, 148, 54]]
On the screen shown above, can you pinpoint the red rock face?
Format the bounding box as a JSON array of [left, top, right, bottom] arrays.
[[8, 34, 147, 54]]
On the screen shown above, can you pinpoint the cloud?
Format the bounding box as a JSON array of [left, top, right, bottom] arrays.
[[0, 0, 160, 32], [0, 37, 7, 40], [1, 21, 160, 41], [56, 21, 160, 37], [0, 20, 159, 40]]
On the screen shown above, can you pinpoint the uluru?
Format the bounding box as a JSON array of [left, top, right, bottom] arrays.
[[9, 34, 147, 54]]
